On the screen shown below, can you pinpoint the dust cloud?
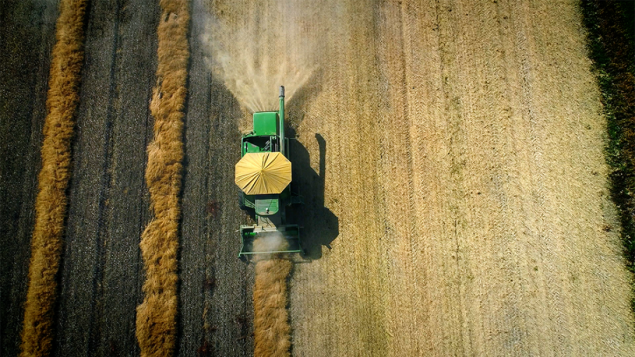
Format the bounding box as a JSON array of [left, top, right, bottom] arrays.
[[199, 0, 320, 115], [252, 232, 289, 261]]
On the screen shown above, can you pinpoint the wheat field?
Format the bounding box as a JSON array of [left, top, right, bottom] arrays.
[[2, 0, 635, 356]]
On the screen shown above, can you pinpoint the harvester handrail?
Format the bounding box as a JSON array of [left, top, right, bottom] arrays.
[[240, 249, 303, 255]]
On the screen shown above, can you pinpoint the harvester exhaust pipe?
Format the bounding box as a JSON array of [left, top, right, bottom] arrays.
[[279, 86, 285, 156]]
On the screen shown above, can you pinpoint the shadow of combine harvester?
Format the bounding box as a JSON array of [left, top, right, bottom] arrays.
[[287, 133, 338, 260]]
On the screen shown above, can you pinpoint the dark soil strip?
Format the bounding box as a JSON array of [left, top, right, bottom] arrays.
[[19, 0, 88, 355], [0, 1, 58, 356], [53, 1, 160, 355], [94, 2, 158, 355], [581, 0, 635, 309], [177, 3, 255, 353]]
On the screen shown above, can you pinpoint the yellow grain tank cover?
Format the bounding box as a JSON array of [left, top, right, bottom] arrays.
[[235, 152, 292, 195]]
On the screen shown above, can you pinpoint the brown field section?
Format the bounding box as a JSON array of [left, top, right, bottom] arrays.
[[2, 0, 635, 356]]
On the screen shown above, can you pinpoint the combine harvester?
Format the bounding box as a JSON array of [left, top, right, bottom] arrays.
[[235, 86, 304, 261]]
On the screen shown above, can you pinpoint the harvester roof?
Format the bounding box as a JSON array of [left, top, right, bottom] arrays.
[[235, 152, 291, 195]]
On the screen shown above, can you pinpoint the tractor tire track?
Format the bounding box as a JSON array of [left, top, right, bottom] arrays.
[[96, 1, 158, 355]]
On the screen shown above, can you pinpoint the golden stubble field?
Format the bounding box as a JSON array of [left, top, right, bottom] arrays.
[[204, 0, 635, 355]]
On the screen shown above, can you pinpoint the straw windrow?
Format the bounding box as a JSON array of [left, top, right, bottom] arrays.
[[19, 0, 88, 355], [253, 258, 293, 357], [135, 0, 190, 356]]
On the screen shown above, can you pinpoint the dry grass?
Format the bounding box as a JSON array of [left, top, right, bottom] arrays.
[[281, 0, 635, 355], [135, 0, 190, 356], [253, 258, 293, 357], [19, 0, 88, 355]]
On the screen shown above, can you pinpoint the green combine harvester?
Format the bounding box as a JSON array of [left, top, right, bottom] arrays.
[[235, 86, 303, 261]]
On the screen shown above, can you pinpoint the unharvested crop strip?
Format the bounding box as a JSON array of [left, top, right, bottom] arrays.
[[253, 259, 293, 357], [135, 0, 190, 356], [581, 0, 635, 310], [19, 0, 88, 355]]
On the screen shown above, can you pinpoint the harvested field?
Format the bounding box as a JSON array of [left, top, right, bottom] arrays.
[[305, 0, 635, 354], [2, 0, 635, 356]]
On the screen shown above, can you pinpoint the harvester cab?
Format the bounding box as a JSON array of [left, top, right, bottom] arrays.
[[235, 86, 304, 261]]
